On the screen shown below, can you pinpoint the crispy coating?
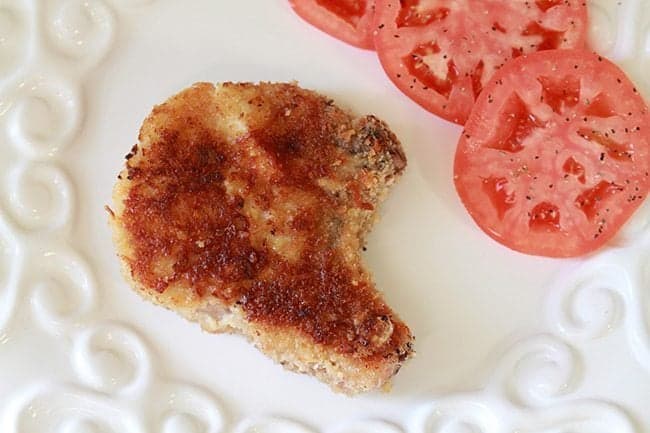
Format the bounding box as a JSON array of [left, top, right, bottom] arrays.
[[109, 82, 413, 393]]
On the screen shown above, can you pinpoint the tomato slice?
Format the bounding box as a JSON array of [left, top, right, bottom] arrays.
[[374, 0, 588, 124], [454, 50, 650, 257], [289, 0, 375, 50]]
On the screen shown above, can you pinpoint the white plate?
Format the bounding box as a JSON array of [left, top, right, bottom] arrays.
[[1, 0, 649, 431]]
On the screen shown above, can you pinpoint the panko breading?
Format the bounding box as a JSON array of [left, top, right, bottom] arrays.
[[109, 82, 413, 394]]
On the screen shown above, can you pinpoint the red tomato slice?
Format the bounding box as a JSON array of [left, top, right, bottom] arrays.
[[454, 50, 650, 257], [289, 0, 375, 50], [374, 0, 588, 124]]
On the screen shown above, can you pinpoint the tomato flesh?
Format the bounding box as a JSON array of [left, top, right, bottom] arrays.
[[316, 0, 366, 25], [289, 0, 375, 49], [454, 50, 650, 257], [374, 0, 588, 124]]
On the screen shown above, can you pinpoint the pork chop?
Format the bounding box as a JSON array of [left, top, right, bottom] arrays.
[[108, 82, 413, 394]]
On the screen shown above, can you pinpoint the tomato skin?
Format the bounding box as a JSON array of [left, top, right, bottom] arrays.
[[289, 0, 375, 50], [373, 0, 588, 124], [454, 50, 650, 257]]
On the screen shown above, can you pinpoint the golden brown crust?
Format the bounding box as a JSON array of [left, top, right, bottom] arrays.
[[109, 82, 413, 393]]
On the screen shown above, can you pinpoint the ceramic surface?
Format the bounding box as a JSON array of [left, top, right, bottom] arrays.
[[1, 0, 649, 431]]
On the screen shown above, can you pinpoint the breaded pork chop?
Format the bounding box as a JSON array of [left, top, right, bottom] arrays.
[[109, 82, 413, 394]]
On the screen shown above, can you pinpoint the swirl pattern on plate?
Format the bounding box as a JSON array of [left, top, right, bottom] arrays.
[[1, 323, 225, 433], [71, 322, 152, 394], [0, 2, 31, 81], [43, 0, 115, 64], [5, 161, 74, 232], [0, 2, 224, 433], [547, 241, 650, 373], [589, 0, 650, 99], [548, 264, 628, 341], [6, 74, 82, 158], [0, 210, 21, 333], [27, 245, 97, 335], [409, 335, 637, 433]]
